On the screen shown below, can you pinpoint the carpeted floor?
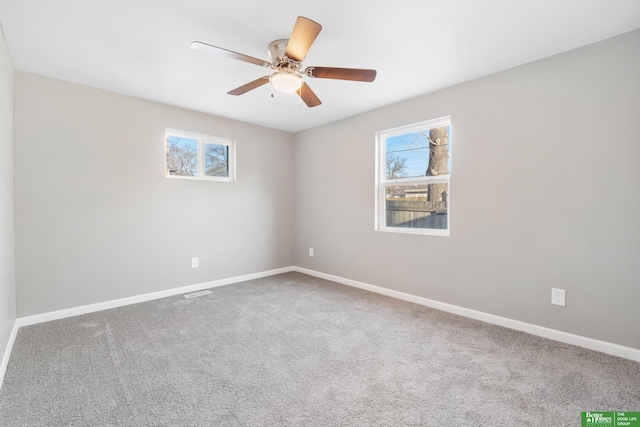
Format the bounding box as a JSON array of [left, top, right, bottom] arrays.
[[0, 272, 638, 426]]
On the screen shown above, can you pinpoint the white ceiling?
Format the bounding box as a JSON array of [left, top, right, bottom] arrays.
[[1, 1, 639, 133]]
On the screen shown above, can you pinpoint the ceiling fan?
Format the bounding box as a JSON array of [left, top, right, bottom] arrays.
[[190, 16, 377, 108]]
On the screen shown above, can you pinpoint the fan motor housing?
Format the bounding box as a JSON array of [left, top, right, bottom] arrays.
[[268, 39, 289, 60]]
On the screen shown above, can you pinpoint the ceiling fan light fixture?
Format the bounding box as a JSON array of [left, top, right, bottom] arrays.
[[270, 70, 302, 93], [194, 17, 375, 107]]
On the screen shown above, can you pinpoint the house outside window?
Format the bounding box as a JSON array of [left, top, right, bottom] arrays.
[[375, 116, 451, 236], [165, 129, 235, 182]]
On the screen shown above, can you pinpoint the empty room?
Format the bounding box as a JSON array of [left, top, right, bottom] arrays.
[[1, 1, 639, 426]]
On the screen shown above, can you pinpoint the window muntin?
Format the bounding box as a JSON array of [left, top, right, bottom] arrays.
[[166, 129, 234, 182], [376, 117, 451, 236]]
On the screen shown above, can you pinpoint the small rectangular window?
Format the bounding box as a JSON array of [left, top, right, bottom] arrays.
[[376, 117, 451, 236], [166, 129, 235, 182]]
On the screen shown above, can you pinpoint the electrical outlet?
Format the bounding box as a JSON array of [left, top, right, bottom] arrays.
[[551, 288, 565, 306], [191, 257, 199, 268], [309, 248, 314, 257]]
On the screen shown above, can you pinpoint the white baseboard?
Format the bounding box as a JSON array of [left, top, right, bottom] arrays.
[[6, 264, 639, 373], [18, 266, 295, 327], [293, 267, 640, 363], [0, 319, 19, 391]]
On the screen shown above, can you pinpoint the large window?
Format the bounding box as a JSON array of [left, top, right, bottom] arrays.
[[165, 129, 235, 182], [375, 117, 451, 236]]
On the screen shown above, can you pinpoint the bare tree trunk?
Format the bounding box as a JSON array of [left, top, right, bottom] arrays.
[[427, 126, 449, 204]]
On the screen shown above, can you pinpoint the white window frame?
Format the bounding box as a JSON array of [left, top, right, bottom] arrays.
[[165, 129, 235, 182], [375, 116, 451, 236]]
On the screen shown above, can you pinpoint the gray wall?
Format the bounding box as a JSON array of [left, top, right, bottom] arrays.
[[14, 72, 294, 316], [294, 30, 640, 349], [0, 27, 16, 360]]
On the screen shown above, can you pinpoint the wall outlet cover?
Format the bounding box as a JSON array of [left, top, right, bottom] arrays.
[[551, 288, 566, 306]]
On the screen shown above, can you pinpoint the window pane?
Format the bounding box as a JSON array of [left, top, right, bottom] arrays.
[[167, 135, 198, 176], [385, 183, 448, 230], [204, 143, 229, 177], [386, 126, 450, 179]]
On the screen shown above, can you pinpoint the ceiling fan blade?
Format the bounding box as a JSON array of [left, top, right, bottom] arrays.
[[296, 81, 322, 108], [305, 66, 377, 82], [227, 76, 270, 96], [191, 41, 271, 68], [285, 17, 322, 62]]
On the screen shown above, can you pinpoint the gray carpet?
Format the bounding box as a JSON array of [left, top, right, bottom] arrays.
[[0, 272, 638, 426]]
